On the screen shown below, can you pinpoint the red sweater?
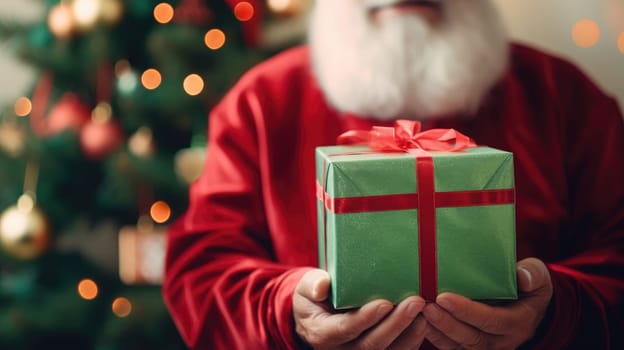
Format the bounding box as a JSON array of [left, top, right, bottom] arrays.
[[163, 44, 624, 349]]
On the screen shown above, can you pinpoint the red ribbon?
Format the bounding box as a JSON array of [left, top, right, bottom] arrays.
[[322, 120, 491, 302], [336, 119, 476, 153]]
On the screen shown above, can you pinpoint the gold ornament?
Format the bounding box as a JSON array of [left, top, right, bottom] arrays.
[[80, 104, 125, 160], [0, 195, 51, 260], [48, 3, 75, 39]]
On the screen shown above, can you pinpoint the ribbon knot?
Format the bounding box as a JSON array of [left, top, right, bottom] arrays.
[[337, 119, 476, 153]]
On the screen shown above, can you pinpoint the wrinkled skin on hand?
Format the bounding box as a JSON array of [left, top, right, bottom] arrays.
[[293, 269, 427, 350], [423, 258, 553, 349]]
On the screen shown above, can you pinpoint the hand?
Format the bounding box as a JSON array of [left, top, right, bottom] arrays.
[[422, 257, 553, 349], [293, 269, 427, 349]]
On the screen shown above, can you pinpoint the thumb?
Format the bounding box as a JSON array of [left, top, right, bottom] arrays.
[[295, 269, 330, 302], [517, 257, 551, 294]]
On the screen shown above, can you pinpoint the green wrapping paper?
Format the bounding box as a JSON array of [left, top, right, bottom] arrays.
[[316, 145, 518, 309]]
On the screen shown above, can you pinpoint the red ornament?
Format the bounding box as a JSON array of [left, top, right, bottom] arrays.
[[173, 0, 214, 25], [46, 93, 91, 136], [80, 117, 124, 160]]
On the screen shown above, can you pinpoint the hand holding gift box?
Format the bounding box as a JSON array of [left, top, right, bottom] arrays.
[[316, 120, 517, 309]]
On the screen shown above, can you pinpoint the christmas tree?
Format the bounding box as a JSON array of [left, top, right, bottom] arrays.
[[0, 0, 308, 348]]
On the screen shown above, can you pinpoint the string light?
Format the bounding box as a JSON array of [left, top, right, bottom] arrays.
[[154, 3, 175, 24], [141, 68, 162, 90], [14, 97, 32, 117], [204, 29, 226, 50], [150, 201, 171, 224], [183, 74, 204, 96], [77, 278, 99, 300], [234, 2, 254, 22], [572, 19, 600, 48], [112, 297, 132, 317]]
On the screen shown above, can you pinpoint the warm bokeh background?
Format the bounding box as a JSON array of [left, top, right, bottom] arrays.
[[0, 1, 621, 349], [493, 0, 624, 107], [2, 0, 623, 106]]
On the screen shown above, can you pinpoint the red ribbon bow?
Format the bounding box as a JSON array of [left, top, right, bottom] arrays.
[[337, 119, 476, 153]]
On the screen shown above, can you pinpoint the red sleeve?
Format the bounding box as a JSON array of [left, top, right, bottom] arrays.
[[162, 80, 311, 349], [528, 60, 624, 349]]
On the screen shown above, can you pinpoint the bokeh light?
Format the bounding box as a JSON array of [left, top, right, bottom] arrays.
[[183, 74, 204, 96], [204, 29, 226, 50], [268, 0, 301, 15], [14, 97, 32, 117], [112, 297, 132, 317], [141, 68, 162, 90], [268, 0, 288, 12], [150, 201, 171, 223], [92, 103, 112, 122], [128, 127, 155, 158], [234, 2, 254, 22], [154, 3, 175, 24], [572, 19, 601, 48], [77, 278, 99, 300], [47, 4, 74, 39], [114, 59, 131, 77], [72, 0, 100, 29], [118, 70, 139, 94], [619, 32, 624, 55]]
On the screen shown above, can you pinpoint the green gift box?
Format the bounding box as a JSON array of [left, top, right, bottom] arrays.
[[316, 145, 518, 309]]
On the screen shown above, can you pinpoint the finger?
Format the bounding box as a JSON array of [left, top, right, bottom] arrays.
[[387, 315, 427, 350], [516, 258, 553, 321], [306, 299, 394, 346], [352, 296, 425, 349], [517, 257, 552, 295], [434, 293, 516, 335], [295, 269, 330, 302], [423, 303, 493, 348], [424, 323, 458, 350]]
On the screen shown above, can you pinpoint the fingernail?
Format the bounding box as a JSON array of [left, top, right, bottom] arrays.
[[423, 305, 441, 322], [377, 303, 393, 318], [520, 267, 532, 286], [405, 302, 420, 318], [437, 298, 453, 313], [311, 284, 320, 300]]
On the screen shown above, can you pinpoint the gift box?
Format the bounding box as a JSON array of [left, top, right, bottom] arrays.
[[315, 121, 517, 309]]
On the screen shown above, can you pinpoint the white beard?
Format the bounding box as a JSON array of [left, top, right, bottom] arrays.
[[308, 0, 509, 120]]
